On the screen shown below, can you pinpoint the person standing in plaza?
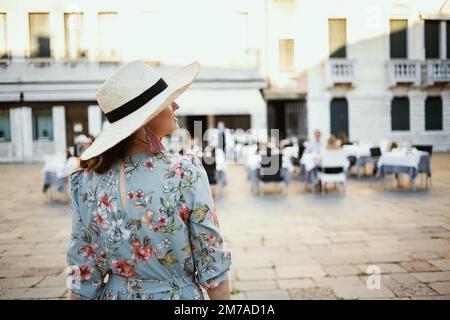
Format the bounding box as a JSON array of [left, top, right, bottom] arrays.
[[305, 129, 323, 154], [216, 121, 228, 153], [66, 60, 231, 300]]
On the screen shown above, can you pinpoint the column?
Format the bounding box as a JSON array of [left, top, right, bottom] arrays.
[[10, 107, 33, 163], [52, 106, 67, 154], [440, 20, 447, 60], [88, 105, 102, 137]]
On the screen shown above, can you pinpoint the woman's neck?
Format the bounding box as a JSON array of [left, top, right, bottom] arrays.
[[125, 135, 147, 157], [124, 132, 164, 157]]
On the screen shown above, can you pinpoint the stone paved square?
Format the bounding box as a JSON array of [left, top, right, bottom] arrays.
[[1, 154, 450, 299]]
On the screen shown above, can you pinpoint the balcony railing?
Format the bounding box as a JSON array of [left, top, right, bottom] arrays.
[[388, 59, 421, 86], [328, 58, 354, 85], [424, 60, 450, 85]]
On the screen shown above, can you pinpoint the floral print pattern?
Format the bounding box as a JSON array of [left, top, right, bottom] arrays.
[[67, 151, 231, 300]]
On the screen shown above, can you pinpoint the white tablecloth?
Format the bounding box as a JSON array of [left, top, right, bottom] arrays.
[[342, 144, 371, 158], [377, 150, 426, 170], [300, 153, 320, 172], [300, 152, 350, 172]]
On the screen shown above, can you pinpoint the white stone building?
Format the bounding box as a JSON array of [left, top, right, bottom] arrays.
[[264, 0, 450, 151], [1, 0, 449, 163], [0, 0, 267, 162]]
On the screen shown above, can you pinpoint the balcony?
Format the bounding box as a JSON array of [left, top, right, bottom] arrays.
[[424, 60, 450, 85], [327, 58, 355, 86], [388, 59, 422, 86]]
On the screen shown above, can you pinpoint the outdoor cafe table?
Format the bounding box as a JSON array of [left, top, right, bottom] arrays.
[[42, 156, 79, 201], [376, 149, 431, 191], [342, 144, 373, 177], [299, 152, 350, 186], [246, 152, 290, 190]]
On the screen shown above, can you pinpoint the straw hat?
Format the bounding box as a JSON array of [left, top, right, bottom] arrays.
[[80, 60, 201, 160]]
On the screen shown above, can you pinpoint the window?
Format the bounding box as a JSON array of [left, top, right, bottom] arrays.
[[32, 108, 53, 140], [330, 98, 349, 138], [98, 12, 119, 61], [425, 97, 443, 131], [29, 13, 51, 58], [390, 19, 407, 59], [64, 13, 85, 59], [391, 97, 410, 131], [425, 20, 440, 59], [328, 19, 347, 58], [0, 13, 7, 58], [279, 39, 295, 73], [0, 109, 11, 141]]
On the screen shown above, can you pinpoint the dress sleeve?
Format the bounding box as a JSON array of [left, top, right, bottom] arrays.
[[66, 170, 104, 299], [182, 156, 232, 290]]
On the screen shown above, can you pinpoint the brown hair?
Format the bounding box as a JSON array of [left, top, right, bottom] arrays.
[[80, 135, 134, 174]]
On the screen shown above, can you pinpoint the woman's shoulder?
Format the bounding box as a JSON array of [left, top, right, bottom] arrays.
[[158, 151, 202, 168], [179, 151, 204, 170], [68, 168, 90, 194]]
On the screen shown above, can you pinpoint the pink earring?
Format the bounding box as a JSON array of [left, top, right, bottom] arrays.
[[144, 124, 166, 156]]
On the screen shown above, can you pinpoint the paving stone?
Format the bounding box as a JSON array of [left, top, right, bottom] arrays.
[[276, 278, 315, 289], [428, 259, 450, 271], [410, 295, 450, 300], [428, 282, 450, 295], [399, 261, 440, 272], [0, 267, 63, 278], [36, 272, 67, 288], [245, 290, 290, 300], [230, 292, 247, 300], [275, 265, 325, 279], [368, 253, 412, 264], [388, 283, 439, 298], [411, 272, 450, 283], [323, 264, 360, 276], [409, 252, 442, 261], [0, 276, 43, 289], [313, 276, 363, 287], [232, 280, 277, 291], [389, 273, 421, 285], [288, 287, 336, 300], [236, 268, 277, 281], [332, 283, 395, 300], [357, 263, 408, 274], [2, 158, 450, 300], [0, 287, 67, 300]]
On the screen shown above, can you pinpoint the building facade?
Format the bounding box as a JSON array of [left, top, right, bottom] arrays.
[[264, 0, 450, 151], [1, 0, 449, 163], [0, 0, 267, 162]]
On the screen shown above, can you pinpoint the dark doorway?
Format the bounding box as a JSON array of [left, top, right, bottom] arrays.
[[267, 101, 286, 139], [214, 115, 251, 130], [184, 115, 208, 139], [65, 104, 89, 148], [330, 98, 349, 138], [267, 99, 307, 140]]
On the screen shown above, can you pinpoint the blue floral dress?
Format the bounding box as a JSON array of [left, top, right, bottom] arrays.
[[67, 151, 232, 300]]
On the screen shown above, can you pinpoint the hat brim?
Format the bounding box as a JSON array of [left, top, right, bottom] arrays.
[[80, 61, 200, 161]]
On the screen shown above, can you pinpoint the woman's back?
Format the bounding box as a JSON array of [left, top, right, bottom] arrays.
[[67, 151, 231, 300]]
